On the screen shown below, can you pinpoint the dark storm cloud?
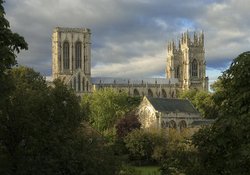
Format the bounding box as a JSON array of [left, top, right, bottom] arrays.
[[4, 0, 250, 79]]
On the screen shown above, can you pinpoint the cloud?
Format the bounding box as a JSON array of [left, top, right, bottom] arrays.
[[92, 51, 166, 78], [4, 0, 250, 80]]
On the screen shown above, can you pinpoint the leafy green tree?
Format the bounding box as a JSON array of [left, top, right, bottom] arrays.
[[82, 88, 140, 132], [159, 129, 198, 175], [124, 129, 167, 165], [112, 111, 141, 157], [192, 51, 250, 175], [0, 0, 28, 96], [179, 89, 218, 119], [0, 67, 120, 175]]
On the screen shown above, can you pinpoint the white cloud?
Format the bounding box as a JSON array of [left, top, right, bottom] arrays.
[[4, 0, 250, 81], [92, 52, 166, 78]]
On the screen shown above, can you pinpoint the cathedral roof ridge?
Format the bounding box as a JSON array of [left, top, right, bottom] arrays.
[[91, 77, 178, 85]]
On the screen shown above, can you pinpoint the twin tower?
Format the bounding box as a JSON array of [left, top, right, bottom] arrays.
[[52, 27, 92, 92], [51, 28, 208, 95], [166, 31, 208, 90]]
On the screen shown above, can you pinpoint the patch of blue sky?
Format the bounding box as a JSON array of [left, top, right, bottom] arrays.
[[202, 0, 225, 4], [177, 18, 196, 32]]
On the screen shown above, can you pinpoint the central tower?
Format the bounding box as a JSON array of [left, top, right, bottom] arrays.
[[52, 27, 91, 92], [166, 31, 208, 91]]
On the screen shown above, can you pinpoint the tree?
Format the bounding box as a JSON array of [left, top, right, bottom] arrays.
[[124, 129, 167, 165], [179, 89, 218, 119], [0, 0, 28, 96], [192, 51, 250, 175], [115, 111, 141, 139], [0, 67, 81, 174], [81, 88, 140, 132], [160, 129, 198, 175], [0, 67, 120, 175]]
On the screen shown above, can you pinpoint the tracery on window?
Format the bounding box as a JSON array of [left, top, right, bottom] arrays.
[[78, 73, 81, 91], [82, 77, 85, 91], [176, 65, 180, 78], [63, 41, 70, 69], [191, 59, 198, 77], [73, 77, 76, 90], [75, 42, 82, 69]]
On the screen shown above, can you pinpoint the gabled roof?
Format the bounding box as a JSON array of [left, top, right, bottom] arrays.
[[146, 96, 199, 114]]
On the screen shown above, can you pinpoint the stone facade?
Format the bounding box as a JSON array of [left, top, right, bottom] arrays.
[[166, 31, 209, 91], [138, 96, 202, 131], [52, 27, 91, 93], [92, 77, 179, 98], [51, 28, 209, 96]]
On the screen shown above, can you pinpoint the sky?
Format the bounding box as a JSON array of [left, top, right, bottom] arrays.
[[4, 0, 250, 85]]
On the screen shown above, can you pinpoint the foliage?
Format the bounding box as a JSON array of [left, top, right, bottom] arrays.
[[124, 129, 167, 165], [119, 164, 138, 175], [159, 129, 199, 175], [133, 166, 161, 175], [81, 88, 141, 132], [192, 51, 250, 175], [0, 67, 119, 175], [179, 89, 218, 119], [0, 0, 28, 96], [116, 110, 141, 138]]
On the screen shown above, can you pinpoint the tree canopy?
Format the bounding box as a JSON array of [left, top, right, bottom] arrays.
[[0, 0, 28, 95], [115, 110, 141, 139], [0, 0, 28, 68], [192, 51, 250, 175], [82, 88, 141, 132], [0, 67, 120, 175], [179, 89, 218, 119]]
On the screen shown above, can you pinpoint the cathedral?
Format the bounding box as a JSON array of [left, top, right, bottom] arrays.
[[52, 27, 92, 92], [51, 27, 208, 97], [166, 31, 208, 90]]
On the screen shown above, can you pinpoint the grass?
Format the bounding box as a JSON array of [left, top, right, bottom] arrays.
[[133, 166, 161, 175]]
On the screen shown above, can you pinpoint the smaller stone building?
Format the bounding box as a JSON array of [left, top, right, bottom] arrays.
[[138, 96, 202, 131]]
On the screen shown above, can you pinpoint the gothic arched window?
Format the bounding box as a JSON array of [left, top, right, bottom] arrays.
[[169, 120, 177, 129], [78, 73, 81, 91], [75, 42, 82, 69], [63, 41, 70, 69], [73, 77, 76, 90], [148, 89, 153, 97], [86, 81, 89, 91], [161, 89, 167, 98], [176, 66, 180, 78], [179, 120, 187, 132], [133, 89, 140, 96], [82, 77, 85, 91], [191, 59, 198, 77]]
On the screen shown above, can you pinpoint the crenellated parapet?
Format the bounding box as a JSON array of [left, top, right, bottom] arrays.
[[53, 27, 91, 34]]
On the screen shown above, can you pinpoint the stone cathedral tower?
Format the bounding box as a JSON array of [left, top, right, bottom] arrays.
[[52, 27, 91, 93], [166, 31, 208, 91]]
